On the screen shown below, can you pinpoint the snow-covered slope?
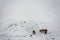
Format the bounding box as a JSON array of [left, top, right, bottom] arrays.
[[0, 19, 60, 40]]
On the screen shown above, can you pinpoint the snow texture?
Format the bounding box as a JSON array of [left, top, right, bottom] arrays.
[[0, 20, 60, 40]]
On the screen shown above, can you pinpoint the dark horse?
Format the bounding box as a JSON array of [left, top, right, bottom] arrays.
[[32, 30, 36, 35], [39, 29, 48, 34]]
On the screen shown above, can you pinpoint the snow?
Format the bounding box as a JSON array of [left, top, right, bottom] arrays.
[[0, 20, 60, 40], [0, 0, 60, 40]]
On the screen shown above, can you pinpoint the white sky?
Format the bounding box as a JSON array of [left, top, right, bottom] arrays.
[[0, 0, 60, 25]]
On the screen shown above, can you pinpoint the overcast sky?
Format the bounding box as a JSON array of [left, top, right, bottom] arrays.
[[0, 0, 60, 26]]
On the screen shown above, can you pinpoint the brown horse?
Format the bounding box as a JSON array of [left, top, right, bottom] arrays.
[[32, 30, 36, 35], [39, 29, 48, 34]]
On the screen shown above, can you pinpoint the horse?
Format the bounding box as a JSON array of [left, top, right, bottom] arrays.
[[39, 29, 48, 34]]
